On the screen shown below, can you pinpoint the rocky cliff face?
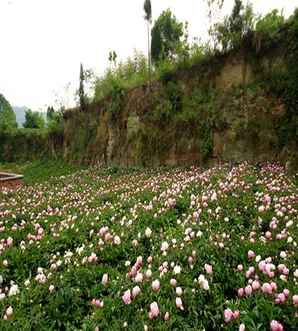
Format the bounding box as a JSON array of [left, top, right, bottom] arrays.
[[63, 50, 297, 169]]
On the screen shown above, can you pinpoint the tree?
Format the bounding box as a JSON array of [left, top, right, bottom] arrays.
[[210, 0, 256, 52], [151, 9, 184, 64], [255, 9, 285, 51], [0, 94, 17, 131], [46, 106, 55, 122], [108, 50, 117, 69], [23, 109, 45, 129], [144, 0, 152, 82], [79, 63, 86, 112]]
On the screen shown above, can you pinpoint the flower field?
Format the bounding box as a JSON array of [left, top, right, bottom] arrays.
[[0, 163, 297, 330]]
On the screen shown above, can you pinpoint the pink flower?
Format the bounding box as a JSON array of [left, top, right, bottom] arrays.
[[238, 288, 244, 297], [204, 264, 213, 274], [270, 320, 284, 331], [151, 279, 160, 292], [233, 310, 240, 319], [224, 308, 233, 323], [247, 250, 255, 260], [132, 286, 141, 299], [245, 285, 252, 296], [276, 293, 286, 304], [293, 294, 298, 306], [170, 278, 177, 287], [149, 302, 159, 319], [122, 290, 132, 305], [262, 283, 272, 295], [252, 280, 260, 291]]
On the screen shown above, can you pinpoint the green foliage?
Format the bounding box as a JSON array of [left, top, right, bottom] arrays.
[[1, 164, 297, 329], [256, 10, 284, 37], [79, 63, 87, 112], [94, 51, 148, 103], [151, 9, 185, 63], [23, 109, 45, 129], [210, 0, 256, 52], [143, 0, 152, 22], [0, 94, 17, 131], [257, 9, 298, 148], [107, 81, 126, 123], [0, 159, 84, 185], [0, 129, 48, 162]]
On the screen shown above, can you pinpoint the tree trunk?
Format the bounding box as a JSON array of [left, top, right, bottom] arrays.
[[147, 21, 151, 88]]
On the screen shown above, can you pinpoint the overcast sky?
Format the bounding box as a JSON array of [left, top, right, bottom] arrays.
[[1, 0, 297, 110]]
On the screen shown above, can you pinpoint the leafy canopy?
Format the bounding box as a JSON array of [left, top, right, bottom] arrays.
[[151, 9, 184, 63], [23, 109, 45, 129], [0, 93, 17, 131], [144, 0, 152, 22]]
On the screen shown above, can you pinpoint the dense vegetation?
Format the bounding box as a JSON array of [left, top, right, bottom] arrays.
[[0, 94, 17, 131], [0, 162, 297, 330], [1, 1, 297, 167]]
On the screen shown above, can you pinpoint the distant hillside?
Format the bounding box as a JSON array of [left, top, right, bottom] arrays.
[[13, 106, 27, 126], [13, 107, 47, 127]]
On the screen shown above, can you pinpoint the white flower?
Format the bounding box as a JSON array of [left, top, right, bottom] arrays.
[[161, 241, 169, 252], [0, 293, 6, 300], [280, 251, 287, 259], [0, 275, 3, 285], [8, 284, 19, 297], [294, 269, 298, 278], [145, 227, 152, 238], [114, 235, 121, 245], [6, 306, 13, 317], [198, 274, 209, 291], [173, 265, 181, 275], [135, 272, 143, 283], [176, 287, 183, 296]]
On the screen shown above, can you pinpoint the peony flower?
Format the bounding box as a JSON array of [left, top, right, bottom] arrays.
[[6, 306, 13, 317], [170, 278, 177, 287], [175, 297, 184, 310], [161, 241, 169, 252], [224, 308, 233, 323], [293, 294, 298, 306], [270, 320, 284, 331], [164, 312, 170, 321], [132, 286, 141, 299], [102, 273, 109, 286], [198, 274, 209, 291], [204, 264, 213, 274], [152, 279, 160, 292], [114, 235, 121, 245], [176, 287, 183, 296], [145, 227, 152, 238], [245, 285, 252, 296], [149, 302, 159, 319], [173, 265, 181, 275], [247, 250, 255, 259], [8, 284, 19, 297], [122, 290, 132, 305]]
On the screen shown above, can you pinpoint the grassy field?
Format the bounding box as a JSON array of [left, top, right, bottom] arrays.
[[0, 159, 85, 185], [0, 162, 297, 330]]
